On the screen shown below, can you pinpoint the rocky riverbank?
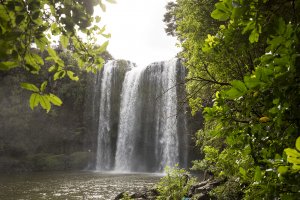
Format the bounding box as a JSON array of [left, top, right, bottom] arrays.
[[114, 178, 225, 200]]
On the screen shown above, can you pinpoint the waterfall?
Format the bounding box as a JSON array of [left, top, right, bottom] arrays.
[[96, 61, 116, 170], [158, 59, 179, 170], [95, 59, 187, 172], [114, 66, 146, 171], [95, 60, 132, 171]]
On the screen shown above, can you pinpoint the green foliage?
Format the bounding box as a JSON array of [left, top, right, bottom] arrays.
[[0, 0, 113, 111], [166, 0, 300, 198], [21, 81, 63, 112], [284, 137, 300, 171], [209, 178, 243, 200], [121, 192, 133, 200], [156, 165, 196, 199]]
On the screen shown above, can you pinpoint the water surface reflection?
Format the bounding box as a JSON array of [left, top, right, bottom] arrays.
[[0, 171, 161, 199]]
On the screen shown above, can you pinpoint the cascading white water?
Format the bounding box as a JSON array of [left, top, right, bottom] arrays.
[[114, 59, 180, 172], [158, 59, 179, 170], [95, 59, 187, 172], [96, 61, 118, 171], [114, 66, 146, 171]]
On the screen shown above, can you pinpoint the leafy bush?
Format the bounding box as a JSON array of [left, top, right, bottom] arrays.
[[156, 165, 196, 199], [165, 0, 300, 198]]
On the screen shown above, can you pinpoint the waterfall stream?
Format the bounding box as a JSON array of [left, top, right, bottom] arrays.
[[95, 59, 187, 172], [96, 61, 117, 170]]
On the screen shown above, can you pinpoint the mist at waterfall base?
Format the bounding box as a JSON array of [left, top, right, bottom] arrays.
[[94, 59, 189, 173]]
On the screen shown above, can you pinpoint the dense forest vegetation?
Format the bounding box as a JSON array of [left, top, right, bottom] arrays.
[[162, 0, 300, 199]]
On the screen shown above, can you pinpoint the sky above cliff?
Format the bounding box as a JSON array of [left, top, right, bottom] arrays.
[[98, 0, 179, 67]]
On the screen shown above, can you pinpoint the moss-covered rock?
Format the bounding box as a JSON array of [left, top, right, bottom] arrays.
[[69, 151, 92, 170]]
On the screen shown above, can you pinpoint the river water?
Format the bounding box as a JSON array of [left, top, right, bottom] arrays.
[[0, 171, 161, 200]]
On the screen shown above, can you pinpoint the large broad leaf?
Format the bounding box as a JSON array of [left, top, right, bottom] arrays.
[[97, 41, 109, 54], [67, 71, 79, 81], [29, 93, 40, 110], [47, 93, 63, 106], [254, 166, 262, 181], [99, 1, 106, 11], [277, 166, 288, 174], [231, 80, 247, 93], [39, 95, 51, 112], [60, 34, 69, 49], [285, 148, 300, 167], [211, 9, 230, 21], [244, 76, 262, 89], [21, 82, 39, 92], [296, 137, 300, 151], [47, 47, 59, 60], [0, 61, 19, 70], [34, 36, 49, 51], [225, 87, 244, 99], [249, 28, 259, 43], [40, 81, 47, 92], [31, 53, 44, 65], [54, 70, 66, 80], [48, 65, 56, 72], [239, 167, 247, 178]]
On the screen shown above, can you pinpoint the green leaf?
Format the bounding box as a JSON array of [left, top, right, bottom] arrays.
[[225, 87, 243, 99], [60, 35, 69, 48], [239, 167, 247, 178], [254, 166, 262, 181], [296, 137, 300, 152], [276, 18, 286, 35], [0, 61, 19, 70], [40, 81, 47, 92], [32, 53, 44, 65], [54, 70, 66, 80], [21, 83, 39, 92], [39, 95, 51, 112], [211, 9, 230, 21], [48, 93, 63, 106], [67, 71, 79, 81], [231, 7, 243, 20], [231, 80, 247, 93], [285, 148, 300, 165], [99, 1, 106, 11], [97, 41, 109, 54], [29, 93, 40, 110], [95, 16, 101, 23], [242, 21, 255, 34], [292, 164, 300, 170], [273, 98, 280, 105], [101, 33, 111, 38], [48, 65, 56, 72], [35, 36, 49, 51], [24, 53, 42, 71], [244, 76, 261, 89], [278, 166, 288, 174], [249, 28, 259, 43], [47, 47, 58, 59]]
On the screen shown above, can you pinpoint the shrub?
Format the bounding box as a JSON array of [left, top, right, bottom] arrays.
[[156, 165, 196, 199]]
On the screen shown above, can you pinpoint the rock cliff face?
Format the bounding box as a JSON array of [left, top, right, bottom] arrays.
[[94, 59, 200, 172]]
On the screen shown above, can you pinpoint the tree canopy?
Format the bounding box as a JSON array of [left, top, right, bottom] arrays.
[[0, 0, 114, 112], [165, 0, 300, 198]]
